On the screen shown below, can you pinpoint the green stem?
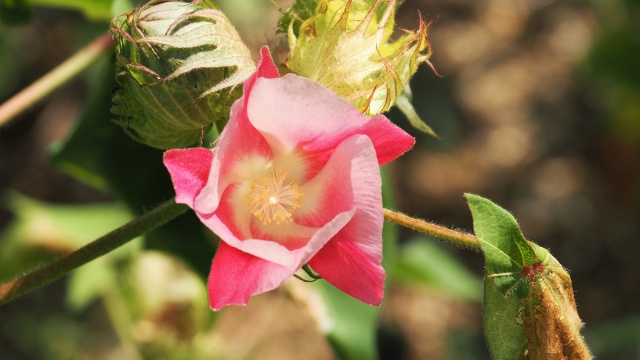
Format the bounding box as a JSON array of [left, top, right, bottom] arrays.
[[0, 32, 114, 127], [302, 264, 322, 279], [0, 200, 188, 306], [383, 208, 480, 250]]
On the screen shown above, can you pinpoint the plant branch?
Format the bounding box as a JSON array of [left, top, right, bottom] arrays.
[[0, 199, 188, 306], [383, 208, 480, 250], [0, 32, 114, 127]]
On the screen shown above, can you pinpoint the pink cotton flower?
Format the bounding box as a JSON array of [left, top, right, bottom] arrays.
[[163, 47, 415, 310]]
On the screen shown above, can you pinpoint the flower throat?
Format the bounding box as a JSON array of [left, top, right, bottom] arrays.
[[247, 171, 302, 225]]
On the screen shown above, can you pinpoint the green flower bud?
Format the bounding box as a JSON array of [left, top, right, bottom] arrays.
[[110, 0, 255, 149], [285, 0, 438, 136]]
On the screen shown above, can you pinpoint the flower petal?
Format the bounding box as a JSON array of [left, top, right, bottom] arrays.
[[194, 47, 279, 214], [163, 148, 213, 206], [309, 232, 385, 305], [247, 73, 415, 177], [241, 46, 280, 101], [208, 241, 293, 310], [302, 135, 385, 305], [207, 209, 359, 310], [199, 186, 356, 267], [295, 134, 380, 231]]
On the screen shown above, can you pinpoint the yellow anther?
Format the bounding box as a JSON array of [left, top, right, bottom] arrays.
[[246, 170, 302, 225]]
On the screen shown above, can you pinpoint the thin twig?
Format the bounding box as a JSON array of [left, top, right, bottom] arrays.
[[0, 32, 114, 127]]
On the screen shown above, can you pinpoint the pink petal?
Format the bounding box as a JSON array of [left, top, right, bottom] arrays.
[[207, 210, 358, 310], [241, 46, 280, 104], [309, 233, 385, 305], [208, 241, 293, 310], [194, 47, 280, 214], [247, 74, 415, 177], [199, 189, 355, 267], [300, 135, 385, 305], [163, 148, 214, 206], [295, 134, 381, 233]]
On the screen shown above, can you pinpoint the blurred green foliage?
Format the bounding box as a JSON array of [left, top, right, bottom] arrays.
[[0, 192, 135, 283], [393, 238, 482, 302], [50, 51, 218, 278], [588, 0, 640, 142], [0, 0, 32, 25]]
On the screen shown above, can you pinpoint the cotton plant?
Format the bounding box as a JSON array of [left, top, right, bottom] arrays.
[[0, 0, 592, 359]]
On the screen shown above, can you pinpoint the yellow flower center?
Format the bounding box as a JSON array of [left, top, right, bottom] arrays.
[[246, 170, 302, 225]]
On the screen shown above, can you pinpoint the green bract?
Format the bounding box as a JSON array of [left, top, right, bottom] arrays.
[[286, 0, 432, 117], [110, 0, 255, 149]]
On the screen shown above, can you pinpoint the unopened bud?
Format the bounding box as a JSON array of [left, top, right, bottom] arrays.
[[286, 0, 432, 117], [110, 0, 255, 149]]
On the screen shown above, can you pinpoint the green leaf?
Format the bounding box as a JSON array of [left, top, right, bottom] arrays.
[[311, 281, 379, 360], [275, 0, 318, 35], [466, 194, 591, 359], [395, 85, 439, 138], [30, 0, 130, 21], [465, 193, 548, 296], [49, 57, 217, 278], [0, 0, 32, 25], [393, 238, 482, 302], [483, 277, 527, 360]]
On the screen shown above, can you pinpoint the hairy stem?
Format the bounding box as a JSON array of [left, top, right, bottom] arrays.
[[0, 200, 188, 306], [383, 208, 480, 249], [0, 32, 114, 127]]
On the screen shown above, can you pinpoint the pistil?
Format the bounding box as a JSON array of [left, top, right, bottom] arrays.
[[247, 170, 302, 225]]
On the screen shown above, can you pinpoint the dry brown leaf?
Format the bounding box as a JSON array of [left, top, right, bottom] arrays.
[[524, 257, 592, 360]]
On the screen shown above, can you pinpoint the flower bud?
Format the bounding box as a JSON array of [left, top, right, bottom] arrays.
[[286, 0, 432, 117], [110, 0, 255, 149]]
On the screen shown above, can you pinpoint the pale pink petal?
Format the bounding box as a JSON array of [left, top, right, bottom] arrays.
[[295, 135, 381, 235], [249, 217, 318, 251], [198, 184, 356, 267], [198, 185, 300, 267], [287, 208, 356, 267], [194, 47, 279, 214], [163, 148, 213, 207], [198, 183, 314, 267], [199, 184, 251, 240], [208, 241, 293, 310], [300, 135, 385, 305], [247, 74, 415, 177]]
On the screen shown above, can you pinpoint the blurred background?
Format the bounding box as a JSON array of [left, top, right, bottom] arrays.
[[0, 0, 639, 359]]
